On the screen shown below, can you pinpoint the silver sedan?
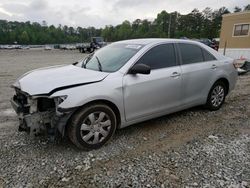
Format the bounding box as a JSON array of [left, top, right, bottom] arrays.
[[11, 39, 237, 149]]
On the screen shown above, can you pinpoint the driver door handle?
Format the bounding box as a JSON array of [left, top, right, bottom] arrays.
[[170, 72, 181, 78], [211, 64, 217, 69]]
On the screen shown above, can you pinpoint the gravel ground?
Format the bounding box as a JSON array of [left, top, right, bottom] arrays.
[[0, 49, 249, 188]]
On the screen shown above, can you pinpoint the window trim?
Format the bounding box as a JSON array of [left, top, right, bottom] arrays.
[[232, 23, 250, 37], [127, 42, 179, 73]]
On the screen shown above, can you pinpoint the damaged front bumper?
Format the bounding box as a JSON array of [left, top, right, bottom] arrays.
[[10, 89, 74, 137]]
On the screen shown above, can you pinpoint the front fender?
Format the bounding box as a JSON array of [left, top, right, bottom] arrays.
[[51, 76, 124, 122]]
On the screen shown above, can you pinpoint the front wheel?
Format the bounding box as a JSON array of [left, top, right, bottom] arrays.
[[206, 81, 226, 111], [68, 103, 117, 150]]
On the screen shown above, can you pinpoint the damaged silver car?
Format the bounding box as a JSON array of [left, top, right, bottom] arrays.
[[11, 39, 237, 150]]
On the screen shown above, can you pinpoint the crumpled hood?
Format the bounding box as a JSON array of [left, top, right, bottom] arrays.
[[14, 65, 109, 95]]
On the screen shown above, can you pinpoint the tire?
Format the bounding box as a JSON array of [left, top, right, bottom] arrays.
[[80, 48, 85, 53], [206, 81, 226, 111], [89, 48, 94, 53], [68, 103, 117, 150]]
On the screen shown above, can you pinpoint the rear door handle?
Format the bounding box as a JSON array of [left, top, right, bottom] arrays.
[[170, 72, 181, 78], [211, 64, 217, 69]]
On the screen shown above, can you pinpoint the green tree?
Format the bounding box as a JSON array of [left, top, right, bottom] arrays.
[[117, 20, 132, 40], [19, 31, 29, 44], [244, 4, 250, 11], [234, 6, 242, 12]]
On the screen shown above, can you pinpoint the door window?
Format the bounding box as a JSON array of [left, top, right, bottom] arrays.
[[179, 43, 203, 64], [136, 44, 176, 69]]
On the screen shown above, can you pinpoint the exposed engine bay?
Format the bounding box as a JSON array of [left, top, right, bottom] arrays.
[[11, 88, 71, 138]]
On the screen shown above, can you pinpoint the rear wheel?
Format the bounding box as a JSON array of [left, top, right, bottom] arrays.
[[68, 103, 117, 150], [206, 81, 226, 111]]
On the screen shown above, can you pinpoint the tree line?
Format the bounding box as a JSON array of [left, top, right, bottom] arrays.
[[0, 5, 249, 45]]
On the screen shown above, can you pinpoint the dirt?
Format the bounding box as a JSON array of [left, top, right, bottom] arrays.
[[0, 49, 249, 188]]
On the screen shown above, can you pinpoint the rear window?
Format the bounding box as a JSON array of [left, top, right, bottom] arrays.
[[179, 43, 203, 64]]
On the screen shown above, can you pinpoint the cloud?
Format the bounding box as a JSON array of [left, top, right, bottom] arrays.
[[114, 0, 162, 8], [0, 7, 13, 16], [2, 3, 26, 14], [29, 0, 47, 10], [0, 0, 249, 28]]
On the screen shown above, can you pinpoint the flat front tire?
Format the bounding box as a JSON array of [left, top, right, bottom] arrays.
[[68, 103, 117, 150]]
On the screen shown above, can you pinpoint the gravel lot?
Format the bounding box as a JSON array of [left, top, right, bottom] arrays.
[[0, 49, 249, 188]]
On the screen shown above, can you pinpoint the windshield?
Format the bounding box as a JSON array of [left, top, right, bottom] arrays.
[[82, 43, 143, 72], [93, 37, 103, 43]]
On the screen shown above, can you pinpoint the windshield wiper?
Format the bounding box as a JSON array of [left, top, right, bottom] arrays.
[[95, 56, 102, 72], [82, 54, 93, 68]]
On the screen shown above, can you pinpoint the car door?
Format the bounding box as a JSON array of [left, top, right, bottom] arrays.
[[123, 43, 182, 122], [178, 43, 217, 105]]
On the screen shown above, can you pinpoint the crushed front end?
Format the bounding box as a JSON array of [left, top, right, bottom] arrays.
[[10, 87, 73, 138]]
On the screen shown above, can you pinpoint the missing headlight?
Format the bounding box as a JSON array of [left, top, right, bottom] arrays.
[[37, 98, 55, 112], [57, 96, 67, 105]]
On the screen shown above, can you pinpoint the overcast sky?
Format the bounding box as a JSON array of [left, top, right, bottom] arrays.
[[0, 0, 248, 28]]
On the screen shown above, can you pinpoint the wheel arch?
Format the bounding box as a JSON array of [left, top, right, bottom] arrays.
[[214, 77, 229, 95], [206, 77, 230, 104], [65, 99, 122, 134], [205, 77, 229, 111]]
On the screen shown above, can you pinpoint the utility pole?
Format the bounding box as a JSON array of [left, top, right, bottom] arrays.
[[168, 14, 171, 38]]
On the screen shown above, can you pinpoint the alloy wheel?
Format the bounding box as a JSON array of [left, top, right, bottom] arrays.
[[211, 85, 225, 107]]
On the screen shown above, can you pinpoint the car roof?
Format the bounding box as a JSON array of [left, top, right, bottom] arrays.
[[116, 38, 201, 46]]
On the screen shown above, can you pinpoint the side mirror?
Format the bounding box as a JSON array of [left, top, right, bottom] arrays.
[[129, 64, 151, 75]]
